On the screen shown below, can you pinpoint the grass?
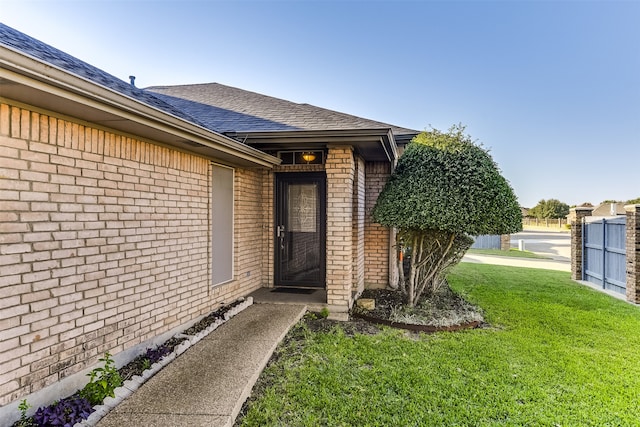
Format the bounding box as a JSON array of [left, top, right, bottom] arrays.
[[467, 248, 549, 259], [238, 264, 640, 426]]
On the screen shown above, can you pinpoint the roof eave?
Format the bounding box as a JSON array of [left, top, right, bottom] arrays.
[[0, 45, 280, 168], [225, 128, 402, 162]]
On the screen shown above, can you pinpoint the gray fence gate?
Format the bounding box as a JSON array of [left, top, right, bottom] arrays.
[[583, 217, 626, 294]]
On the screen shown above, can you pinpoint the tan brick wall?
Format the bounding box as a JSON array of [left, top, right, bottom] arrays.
[[569, 207, 593, 280], [352, 156, 365, 293], [325, 147, 354, 311], [364, 162, 391, 288], [0, 102, 267, 407], [500, 234, 511, 251], [261, 170, 274, 288], [625, 205, 640, 303]]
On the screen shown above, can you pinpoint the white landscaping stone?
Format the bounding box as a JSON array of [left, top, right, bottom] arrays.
[[101, 395, 121, 408], [123, 379, 140, 392], [176, 342, 190, 355], [85, 408, 106, 424], [91, 405, 109, 416], [113, 386, 131, 400]]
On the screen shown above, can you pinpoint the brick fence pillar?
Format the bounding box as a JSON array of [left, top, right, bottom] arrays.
[[625, 205, 640, 303], [500, 234, 511, 251], [570, 207, 593, 280]]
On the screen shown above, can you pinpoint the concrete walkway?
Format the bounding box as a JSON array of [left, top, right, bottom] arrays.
[[97, 303, 306, 427]]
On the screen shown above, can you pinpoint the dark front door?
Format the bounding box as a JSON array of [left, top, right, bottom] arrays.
[[275, 172, 326, 288]]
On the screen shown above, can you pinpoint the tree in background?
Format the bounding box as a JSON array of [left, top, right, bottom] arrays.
[[626, 197, 640, 204], [529, 199, 570, 219], [373, 125, 522, 307]]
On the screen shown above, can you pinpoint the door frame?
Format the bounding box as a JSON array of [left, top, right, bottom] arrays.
[[274, 172, 326, 288]]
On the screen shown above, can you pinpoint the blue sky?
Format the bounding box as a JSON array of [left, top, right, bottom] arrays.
[[2, 0, 639, 208]]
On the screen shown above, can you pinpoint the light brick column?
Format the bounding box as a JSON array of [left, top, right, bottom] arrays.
[[500, 234, 511, 251], [625, 205, 640, 303], [352, 156, 365, 294], [325, 146, 355, 318], [262, 170, 274, 287], [570, 207, 593, 280]]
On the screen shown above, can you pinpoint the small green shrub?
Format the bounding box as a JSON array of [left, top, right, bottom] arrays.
[[78, 352, 122, 406], [319, 307, 330, 319], [15, 399, 34, 427]]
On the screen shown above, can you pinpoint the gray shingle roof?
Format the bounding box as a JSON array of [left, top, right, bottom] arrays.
[[1, 22, 418, 140], [0, 23, 205, 127], [147, 83, 418, 136]]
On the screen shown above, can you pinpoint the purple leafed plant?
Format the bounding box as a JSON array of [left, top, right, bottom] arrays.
[[145, 344, 170, 364], [32, 395, 93, 427]]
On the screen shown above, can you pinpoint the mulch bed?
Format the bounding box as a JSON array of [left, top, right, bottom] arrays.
[[350, 287, 484, 333]]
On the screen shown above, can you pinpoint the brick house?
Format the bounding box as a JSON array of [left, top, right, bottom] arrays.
[[0, 23, 417, 417]]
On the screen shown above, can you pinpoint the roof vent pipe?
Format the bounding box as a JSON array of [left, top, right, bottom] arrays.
[[129, 75, 136, 87]]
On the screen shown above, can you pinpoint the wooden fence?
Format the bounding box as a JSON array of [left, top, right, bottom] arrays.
[[523, 217, 568, 228]]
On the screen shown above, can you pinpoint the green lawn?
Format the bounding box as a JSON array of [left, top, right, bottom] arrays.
[[238, 264, 640, 426], [467, 248, 548, 259]]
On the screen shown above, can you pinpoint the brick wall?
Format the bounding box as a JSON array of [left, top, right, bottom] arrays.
[[500, 234, 511, 251], [325, 146, 354, 316], [364, 162, 391, 288], [569, 207, 593, 280], [352, 156, 365, 293], [261, 170, 274, 288], [625, 205, 640, 303], [0, 102, 267, 408]]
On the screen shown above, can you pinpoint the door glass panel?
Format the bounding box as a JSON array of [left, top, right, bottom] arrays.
[[288, 184, 317, 232]]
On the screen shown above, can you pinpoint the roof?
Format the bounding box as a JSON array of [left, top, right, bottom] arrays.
[[592, 203, 626, 216], [0, 23, 278, 167], [0, 23, 205, 126], [1, 22, 418, 164], [146, 83, 419, 138]]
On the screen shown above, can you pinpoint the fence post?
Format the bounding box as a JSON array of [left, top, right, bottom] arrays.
[[602, 218, 607, 289], [624, 204, 640, 303], [570, 207, 593, 281]]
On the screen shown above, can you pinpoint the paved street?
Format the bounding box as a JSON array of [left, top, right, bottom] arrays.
[[462, 228, 571, 272], [510, 229, 571, 262]]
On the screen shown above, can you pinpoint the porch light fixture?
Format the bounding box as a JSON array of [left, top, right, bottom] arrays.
[[301, 152, 316, 163]]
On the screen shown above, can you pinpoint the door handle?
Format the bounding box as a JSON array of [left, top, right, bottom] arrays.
[[277, 225, 286, 251]]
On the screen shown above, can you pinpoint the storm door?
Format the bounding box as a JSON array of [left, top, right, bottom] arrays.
[[275, 172, 326, 288]]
